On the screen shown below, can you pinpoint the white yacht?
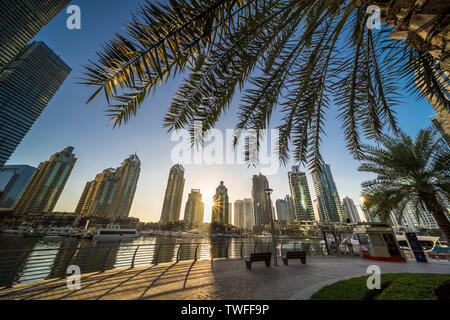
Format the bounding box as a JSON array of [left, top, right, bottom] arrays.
[[150, 230, 183, 237], [44, 227, 63, 236], [181, 230, 205, 238], [257, 231, 272, 238], [92, 224, 140, 240], [209, 232, 228, 237], [140, 230, 156, 236]]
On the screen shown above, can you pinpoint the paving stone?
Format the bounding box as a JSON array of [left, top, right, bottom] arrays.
[[1, 257, 448, 300]]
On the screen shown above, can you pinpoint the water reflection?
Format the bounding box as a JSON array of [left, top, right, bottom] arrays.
[[72, 240, 120, 274], [47, 237, 81, 279], [152, 236, 176, 263], [210, 239, 228, 258], [0, 235, 322, 287], [0, 235, 40, 287]]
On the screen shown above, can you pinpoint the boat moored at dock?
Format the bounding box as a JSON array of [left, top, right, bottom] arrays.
[[92, 224, 140, 240]]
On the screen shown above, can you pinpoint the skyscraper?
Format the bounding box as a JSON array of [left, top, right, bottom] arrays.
[[14, 147, 77, 216], [275, 199, 288, 221], [0, 41, 71, 167], [430, 108, 450, 144], [75, 154, 141, 218], [0, 165, 36, 208], [389, 201, 438, 231], [243, 198, 254, 230], [362, 207, 377, 223], [288, 166, 314, 220], [75, 169, 119, 216], [184, 189, 205, 226], [443, 199, 450, 222], [312, 163, 344, 222], [312, 199, 320, 221], [160, 164, 185, 223], [111, 154, 141, 218], [212, 181, 229, 224], [285, 195, 296, 221], [234, 200, 244, 229], [0, 0, 71, 71], [342, 197, 360, 223], [251, 174, 272, 230]]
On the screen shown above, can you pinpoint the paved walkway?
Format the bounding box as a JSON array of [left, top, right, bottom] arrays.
[[0, 256, 448, 300]]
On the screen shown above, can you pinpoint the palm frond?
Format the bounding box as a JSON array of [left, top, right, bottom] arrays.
[[360, 127, 450, 233], [82, 0, 450, 169]]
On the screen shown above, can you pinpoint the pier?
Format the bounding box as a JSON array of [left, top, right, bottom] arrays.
[[1, 256, 449, 300]]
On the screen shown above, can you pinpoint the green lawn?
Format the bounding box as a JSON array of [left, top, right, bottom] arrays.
[[310, 273, 450, 300]]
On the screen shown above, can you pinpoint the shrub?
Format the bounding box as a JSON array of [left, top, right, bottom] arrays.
[[310, 273, 450, 300]]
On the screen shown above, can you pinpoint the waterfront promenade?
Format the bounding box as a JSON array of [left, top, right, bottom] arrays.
[[1, 256, 449, 300]]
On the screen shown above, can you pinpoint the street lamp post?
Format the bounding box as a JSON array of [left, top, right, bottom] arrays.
[[265, 188, 277, 266]]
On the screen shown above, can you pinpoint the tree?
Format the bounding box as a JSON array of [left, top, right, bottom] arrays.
[[81, 0, 449, 170], [359, 126, 450, 240]]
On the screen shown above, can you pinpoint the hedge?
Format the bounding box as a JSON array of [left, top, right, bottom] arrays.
[[310, 273, 450, 300]]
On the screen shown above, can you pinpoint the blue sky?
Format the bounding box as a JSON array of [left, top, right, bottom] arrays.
[[6, 0, 437, 222]]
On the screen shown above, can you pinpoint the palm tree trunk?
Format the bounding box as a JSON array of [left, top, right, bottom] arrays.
[[420, 192, 450, 241], [371, 0, 450, 72]]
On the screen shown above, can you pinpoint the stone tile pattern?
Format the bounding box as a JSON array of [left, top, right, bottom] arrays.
[[0, 257, 449, 300]]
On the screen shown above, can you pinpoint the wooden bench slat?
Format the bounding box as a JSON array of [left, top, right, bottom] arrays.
[[282, 251, 306, 266], [286, 252, 306, 258], [245, 252, 272, 270]]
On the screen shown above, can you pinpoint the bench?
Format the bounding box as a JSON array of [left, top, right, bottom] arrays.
[[245, 252, 271, 270], [282, 251, 306, 265], [429, 251, 449, 261]]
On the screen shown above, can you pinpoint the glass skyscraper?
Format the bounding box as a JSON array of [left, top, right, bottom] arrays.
[[184, 189, 205, 225], [212, 181, 229, 225], [0, 41, 71, 167], [234, 200, 244, 229], [0, 165, 36, 208], [288, 166, 314, 221], [251, 173, 271, 230], [243, 198, 254, 230], [342, 196, 361, 223], [75, 154, 141, 218], [389, 201, 439, 231], [160, 164, 185, 223], [111, 154, 141, 218], [75, 169, 119, 217], [430, 108, 450, 145], [275, 199, 288, 222], [14, 147, 77, 216], [0, 0, 71, 71], [285, 195, 296, 221], [312, 163, 344, 222]]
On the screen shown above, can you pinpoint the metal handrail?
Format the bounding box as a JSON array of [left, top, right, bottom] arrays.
[[0, 239, 337, 288], [0, 241, 201, 254], [130, 245, 141, 268], [194, 244, 200, 261]]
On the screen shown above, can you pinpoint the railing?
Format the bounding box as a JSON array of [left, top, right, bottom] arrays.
[[399, 247, 450, 262], [1, 237, 446, 291], [0, 240, 329, 288]]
